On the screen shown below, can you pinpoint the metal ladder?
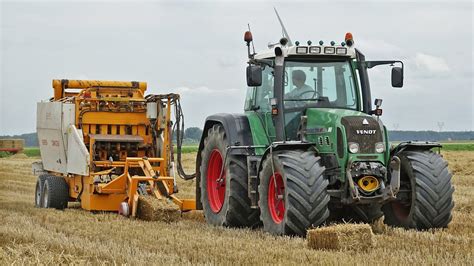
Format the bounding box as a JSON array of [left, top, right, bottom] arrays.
[[247, 156, 260, 209]]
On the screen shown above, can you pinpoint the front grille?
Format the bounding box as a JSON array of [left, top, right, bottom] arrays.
[[341, 116, 382, 153]]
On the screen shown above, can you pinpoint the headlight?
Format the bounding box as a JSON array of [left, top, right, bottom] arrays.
[[375, 142, 385, 153], [348, 142, 359, 153]]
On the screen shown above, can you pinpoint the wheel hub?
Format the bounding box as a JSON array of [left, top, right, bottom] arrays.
[[268, 172, 285, 224], [207, 149, 226, 213]]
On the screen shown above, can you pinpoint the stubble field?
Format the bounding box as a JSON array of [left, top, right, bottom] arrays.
[[0, 152, 472, 264]]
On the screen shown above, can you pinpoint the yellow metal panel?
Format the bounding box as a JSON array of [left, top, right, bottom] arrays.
[[53, 79, 147, 90], [81, 193, 127, 211], [83, 124, 90, 135], [82, 112, 147, 125], [138, 126, 146, 136], [101, 125, 107, 134], [181, 199, 197, 211]]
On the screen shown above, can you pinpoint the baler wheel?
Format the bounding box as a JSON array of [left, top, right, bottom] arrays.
[[41, 175, 69, 210], [35, 174, 48, 207], [382, 150, 454, 229]]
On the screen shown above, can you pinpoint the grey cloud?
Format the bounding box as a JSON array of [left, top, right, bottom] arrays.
[[0, 1, 472, 134]]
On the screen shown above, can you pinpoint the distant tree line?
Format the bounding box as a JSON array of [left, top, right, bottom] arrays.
[[388, 131, 474, 142], [0, 128, 204, 147], [1, 129, 472, 147], [184, 127, 203, 141]]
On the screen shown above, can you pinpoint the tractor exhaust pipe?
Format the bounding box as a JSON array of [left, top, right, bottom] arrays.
[[272, 47, 286, 141]]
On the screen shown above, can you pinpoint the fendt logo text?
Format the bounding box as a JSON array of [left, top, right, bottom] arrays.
[[356, 129, 377, 135]]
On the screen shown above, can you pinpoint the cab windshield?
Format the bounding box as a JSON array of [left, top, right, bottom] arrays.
[[284, 60, 358, 110]]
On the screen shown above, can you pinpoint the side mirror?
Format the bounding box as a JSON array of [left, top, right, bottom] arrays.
[[246, 65, 262, 87], [391, 67, 403, 88]]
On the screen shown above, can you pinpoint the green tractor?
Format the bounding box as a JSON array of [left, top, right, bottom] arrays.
[[195, 22, 454, 236]]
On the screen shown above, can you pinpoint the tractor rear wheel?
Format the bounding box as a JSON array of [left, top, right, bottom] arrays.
[[41, 175, 69, 210], [382, 150, 454, 229], [200, 124, 260, 227], [258, 150, 329, 236], [35, 174, 48, 207]]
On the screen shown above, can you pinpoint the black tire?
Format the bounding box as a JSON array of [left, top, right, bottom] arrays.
[[200, 124, 260, 227], [382, 150, 454, 229], [41, 175, 69, 210], [258, 150, 329, 236], [35, 174, 48, 207]]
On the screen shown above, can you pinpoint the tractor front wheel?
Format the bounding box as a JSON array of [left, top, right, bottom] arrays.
[[258, 150, 329, 236], [200, 124, 260, 227], [382, 150, 454, 229]]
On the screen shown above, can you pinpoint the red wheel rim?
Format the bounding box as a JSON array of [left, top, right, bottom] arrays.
[[207, 149, 226, 213], [268, 172, 285, 224], [392, 201, 410, 221]]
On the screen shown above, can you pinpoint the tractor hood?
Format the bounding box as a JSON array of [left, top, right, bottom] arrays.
[[305, 108, 369, 127], [304, 108, 385, 155]]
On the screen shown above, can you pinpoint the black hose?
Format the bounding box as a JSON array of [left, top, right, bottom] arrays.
[[173, 97, 196, 180]]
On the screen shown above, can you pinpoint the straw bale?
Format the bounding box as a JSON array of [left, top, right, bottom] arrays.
[[136, 195, 180, 222], [307, 223, 374, 251]]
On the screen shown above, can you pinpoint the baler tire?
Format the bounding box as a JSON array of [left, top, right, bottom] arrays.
[[41, 175, 69, 210], [258, 150, 329, 236], [382, 150, 454, 230], [35, 174, 48, 207], [200, 124, 260, 227]]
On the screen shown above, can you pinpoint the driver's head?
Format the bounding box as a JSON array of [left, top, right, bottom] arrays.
[[292, 70, 306, 88]]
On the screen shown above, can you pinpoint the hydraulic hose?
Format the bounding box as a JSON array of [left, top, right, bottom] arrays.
[[173, 96, 196, 180]]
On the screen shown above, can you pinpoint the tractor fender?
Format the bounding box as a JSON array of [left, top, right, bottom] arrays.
[[390, 141, 442, 157], [257, 141, 316, 177], [195, 113, 254, 210]]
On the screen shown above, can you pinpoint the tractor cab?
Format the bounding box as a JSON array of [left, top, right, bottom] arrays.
[[244, 32, 403, 143]]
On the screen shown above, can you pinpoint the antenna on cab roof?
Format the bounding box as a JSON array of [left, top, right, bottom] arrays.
[[248, 24, 256, 55], [274, 7, 293, 46]]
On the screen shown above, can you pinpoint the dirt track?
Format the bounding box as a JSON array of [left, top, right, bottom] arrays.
[[0, 152, 472, 264]]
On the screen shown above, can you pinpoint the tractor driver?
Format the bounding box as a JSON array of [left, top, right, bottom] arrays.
[[285, 70, 314, 101]]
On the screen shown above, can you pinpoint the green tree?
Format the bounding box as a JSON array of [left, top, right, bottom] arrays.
[[184, 127, 203, 141]]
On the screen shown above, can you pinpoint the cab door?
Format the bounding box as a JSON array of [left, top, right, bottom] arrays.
[[244, 66, 276, 146]]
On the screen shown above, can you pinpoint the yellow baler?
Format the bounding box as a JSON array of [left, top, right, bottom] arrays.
[[33, 79, 195, 215]]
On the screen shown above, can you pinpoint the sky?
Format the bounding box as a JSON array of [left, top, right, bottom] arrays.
[[0, 0, 472, 135]]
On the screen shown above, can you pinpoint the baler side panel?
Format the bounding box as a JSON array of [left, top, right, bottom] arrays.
[[66, 125, 90, 176], [37, 102, 75, 174]]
